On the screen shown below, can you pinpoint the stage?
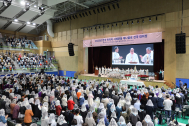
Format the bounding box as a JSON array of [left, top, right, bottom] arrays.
[[78, 74, 169, 89]]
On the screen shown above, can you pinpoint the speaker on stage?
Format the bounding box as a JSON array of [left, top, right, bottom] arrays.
[[176, 33, 186, 54], [68, 43, 75, 56]]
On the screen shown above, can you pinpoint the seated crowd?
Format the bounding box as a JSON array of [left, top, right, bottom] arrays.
[[4, 36, 33, 49], [0, 73, 188, 126], [0, 53, 15, 72], [15, 54, 51, 71]]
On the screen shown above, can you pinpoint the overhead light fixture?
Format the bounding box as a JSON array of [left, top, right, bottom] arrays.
[[88, 11, 91, 15], [82, 12, 85, 17], [112, 4, 115, 9], [122, 22, 123, 26], [91, 27, 92, 30], [117, 3, 119, 8], [97, 8, 100, 13], [127, 21, 128, 25], [116, 23, 117, 26], [72, 16, 75, 19], [34, 5, 37, 7], [137, 20, 139, 23], [93, 9, 96, 14], [156, 16, 158, 20], [101, 8, 103, 12], [75, 15, 78, 18], [69, 16, 72, 20], [142, 19, 144, 23], [99, 26, 100, 29], [103, 7, 106, 12], [132, 21, 133, 24], [107, 25, 109, 28], [79, 13, 82, 17], [67, 17, 69, 21], [87, 28, 88, 31], [14, 19, 18, 22], [149, 17, 151, 21], [27, 22, 30, 24], [112, 24, 113, 27], [64, 18, 66, 21], [108, 5, 111, 10], [33, 23, 36, 26], [20, 0, 25, 5], [85, 12, 88, 16]]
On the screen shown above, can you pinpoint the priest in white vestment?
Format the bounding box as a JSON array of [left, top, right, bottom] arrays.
[[140, 47, 153, 64], [125, 48, 139, 64]]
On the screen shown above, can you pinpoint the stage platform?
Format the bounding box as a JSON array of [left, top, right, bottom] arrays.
[[78, 74, 169, 89]]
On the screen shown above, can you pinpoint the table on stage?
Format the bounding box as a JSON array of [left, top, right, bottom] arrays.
[[120, 80, 145, 86]]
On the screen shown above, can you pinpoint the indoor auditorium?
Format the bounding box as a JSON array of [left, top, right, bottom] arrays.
[[0, 0, 188, 126]]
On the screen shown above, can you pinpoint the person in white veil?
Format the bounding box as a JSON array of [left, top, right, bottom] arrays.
[[49, 113, 56, 125], [119, 96, 126, 107], [126, 122, 132, 126], [142, 115, 154, 126], [43, 96, 49, 104], [117, 116, 126, 126], [0, 109, 8, 126], [97, 118, 105, 126], [85, 112, 96, 126], [134, 99, 141, 110], [157, 93, 164, 109], [88, 91, 94, 107], [146, 99, 154, 120], [109, 118, 118, 126], [80, 104, 87, 123], [129, 108, 140, 126], [98, 103, 104, 114], [41, 111, 49, 126], [136, 121, 142, 126], [62, 94, 67, 111], [95, 97, 100, 108], [110, 111, 118, 122], [42, 102, 48, 115], [57, 114, 67, 126], [24, 105, 34, 126]]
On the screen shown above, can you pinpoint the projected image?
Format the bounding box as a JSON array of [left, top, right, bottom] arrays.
[[112, 44, 154, 65]]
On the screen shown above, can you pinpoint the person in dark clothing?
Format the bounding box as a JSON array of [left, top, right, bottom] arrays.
[[140, 94, 148, 107], [145, 99, 154, 120], [112, 93, 119, 106], [149, 93, 158, 112], [138, 105, 146, 122]]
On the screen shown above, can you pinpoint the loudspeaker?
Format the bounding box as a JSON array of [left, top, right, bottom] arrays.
[[68, 43, 75, 56], [176, 33, 186, 54]]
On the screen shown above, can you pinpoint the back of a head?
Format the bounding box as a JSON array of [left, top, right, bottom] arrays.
[[82, 123, 89, 126], [75, 109, 80, 115]]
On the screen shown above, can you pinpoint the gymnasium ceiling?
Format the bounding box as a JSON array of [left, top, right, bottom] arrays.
[[0, 0, 120, 34]]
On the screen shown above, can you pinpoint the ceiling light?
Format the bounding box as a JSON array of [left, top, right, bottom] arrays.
[[14, 19, 18, 22], [34, 5, 37, 7], [149, 17, 151, 21], [27, 22, 30, 24], [33, 23, 36, 25], [20, 0, 25, 5]]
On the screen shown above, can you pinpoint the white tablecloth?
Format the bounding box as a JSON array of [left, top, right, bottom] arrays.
[[120, 80, 145, 86]]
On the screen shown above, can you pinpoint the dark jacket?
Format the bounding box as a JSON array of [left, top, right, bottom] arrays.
[[150, 97, 158, 109], [138, 110, 146, 122], [80, 111, 88, 123], [129, 114, 140, 126], [175, 96, 182, 105], [157, 98, 164, 108], [112, 95, 119, 106], [145, 106, 154, 120]]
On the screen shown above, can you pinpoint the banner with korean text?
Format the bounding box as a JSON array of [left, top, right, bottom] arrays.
[[83, 32, 162, 48]]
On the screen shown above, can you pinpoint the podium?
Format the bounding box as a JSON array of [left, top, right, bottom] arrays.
[[95, 70, 99, 75], [155, 72, 159, 80]]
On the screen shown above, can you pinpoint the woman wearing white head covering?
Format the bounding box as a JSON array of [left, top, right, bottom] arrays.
[[55, 100, 62, 116], [41, 111, 49, 126], [24, 105, 34, 125], [125, 93, 132, 101], [109, 118, 118, 126], [5, 98, 11, 116], [110, 111, 118, 122], [157, 93, 164, 109], [98, 103, 104, 114], [57, 114, 67, 126], [175, 93, 182, 110], [134, 99, 141, 111], [0, 109, 8, 126], [142, 115, 154, 126], [85, 112, 96, 126], [49, 113, 56, 124], [88, 91, 94, 107], [33, 99, 41, 119], [129, 108, 140, 126], [61, 94, 67, 110], [72, 91, 78, 105], [95, 97, 100, 108], [136, 121, 142, 126], [43, 96, 49, 105], [80, 104, 87, 123], [42, 102, 48, 115], [117, 116, 126, 126], [146, 99, 154, 120]]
